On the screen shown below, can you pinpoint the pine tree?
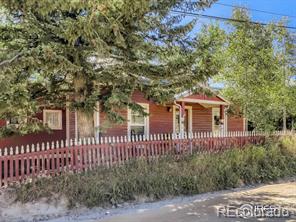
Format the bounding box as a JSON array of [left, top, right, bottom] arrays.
[[0, 0, 219, 137]]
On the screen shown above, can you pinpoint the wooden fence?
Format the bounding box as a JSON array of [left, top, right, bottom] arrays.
[[0, 131, 288, 187]]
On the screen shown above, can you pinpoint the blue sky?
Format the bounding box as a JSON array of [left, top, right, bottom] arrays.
[[188, 0, 296, 88], [188, 0, 296, 35], [205, 0, 296, 24]]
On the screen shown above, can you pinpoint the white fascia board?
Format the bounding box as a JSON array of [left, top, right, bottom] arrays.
[[177, 98, 229, 106]]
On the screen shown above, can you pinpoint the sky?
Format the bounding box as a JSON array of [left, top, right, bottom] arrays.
[[188, 0, 296, 88], [205, 0, 296, 24], [187, 0, 296, 35]]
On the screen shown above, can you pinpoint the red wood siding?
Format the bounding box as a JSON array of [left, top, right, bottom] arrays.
[[0, 120, 6, 127], [100, 110, 128, 137], [0, 110, 67, 148], [133, 91, 173, 134], [150, 104, 173, 134], [0, 91, 236, 147], [190, 103, 213, 132], [99, 91, 173, 136], [69, 111, 76, 139], [227, 116, 245, 131]]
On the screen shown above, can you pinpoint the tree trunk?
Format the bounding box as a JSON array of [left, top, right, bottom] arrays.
[[74, 77, 95, 138], [77, 110, 94, 138]]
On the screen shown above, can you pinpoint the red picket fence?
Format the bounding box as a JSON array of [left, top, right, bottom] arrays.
[[0, 131, 283, 187]]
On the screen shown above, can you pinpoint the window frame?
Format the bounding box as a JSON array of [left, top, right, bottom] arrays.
[[6, 118, 19, 126], [6, 117, 27, 127], [127, 103, 149, 137], [43, 109, 63, 130]]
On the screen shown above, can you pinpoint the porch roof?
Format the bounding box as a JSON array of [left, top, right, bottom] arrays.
[[174, 88, 230, 106]]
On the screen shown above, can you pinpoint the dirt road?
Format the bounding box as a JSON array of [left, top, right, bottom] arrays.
[[98, 182, 296, 222], [1, 181, 295, 222]]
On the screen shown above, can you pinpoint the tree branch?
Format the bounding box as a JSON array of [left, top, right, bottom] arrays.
[[0, 52, 23, 67]]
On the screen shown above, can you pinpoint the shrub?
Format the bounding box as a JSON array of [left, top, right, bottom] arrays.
[[14, 136, 296, 208]]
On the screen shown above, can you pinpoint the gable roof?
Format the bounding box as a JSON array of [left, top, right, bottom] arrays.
[[174, 84, 230, 106]]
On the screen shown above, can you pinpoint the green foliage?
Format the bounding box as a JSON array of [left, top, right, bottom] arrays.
[[0, 0, 221, 136], [215, 8, 296, 130], [15, 136, 296, 208]]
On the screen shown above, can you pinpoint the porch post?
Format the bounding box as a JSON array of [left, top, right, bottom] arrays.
[[220, 105, 225, 134], [224, 106, 228, 134], [180, 102, 185, 138]]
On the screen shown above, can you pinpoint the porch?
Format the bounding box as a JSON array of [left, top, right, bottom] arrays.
[[76, 91, 244, 139]]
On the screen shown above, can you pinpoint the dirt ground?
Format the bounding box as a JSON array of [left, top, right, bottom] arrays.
[[0, 180, 295, 222], [98, 181, 296, 222]]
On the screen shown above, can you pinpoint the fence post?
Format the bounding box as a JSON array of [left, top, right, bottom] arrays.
[[3, 148, 8, 186]]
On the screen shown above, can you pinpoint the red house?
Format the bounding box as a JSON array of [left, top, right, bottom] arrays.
[[0, 90, 246, 148]]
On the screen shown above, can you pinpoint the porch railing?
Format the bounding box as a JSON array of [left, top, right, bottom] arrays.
[[0, 130, 289, 187]]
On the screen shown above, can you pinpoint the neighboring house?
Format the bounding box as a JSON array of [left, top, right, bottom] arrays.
[[0, 90, 246, 148]]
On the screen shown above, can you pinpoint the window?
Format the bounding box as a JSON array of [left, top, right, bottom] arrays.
[[6, 116, 27, 126], [43, 110, 63, 130], [128, 104, 149, 137], [7, 117, 20, 126]]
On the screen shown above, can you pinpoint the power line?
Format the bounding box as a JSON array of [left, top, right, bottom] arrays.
[[171, 10, 296, 30], [215, 2, 296, 19]]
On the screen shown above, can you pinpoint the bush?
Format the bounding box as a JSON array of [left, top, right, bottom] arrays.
[[14, 136, 296, 208]]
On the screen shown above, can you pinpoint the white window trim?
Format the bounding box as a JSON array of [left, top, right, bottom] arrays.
[[6, 118, 19, 126], [127, 103, 149, 137], [43, 109, 63, 130], [6, 117, 27, 126], [173, 105, 192, 134], [212, 107, 220, 133]]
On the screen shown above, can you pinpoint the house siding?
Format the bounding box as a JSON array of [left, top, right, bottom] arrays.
[[227, 116, 245, 131], [150, 104, 173, 134], [0, 110, 67, 148], [100, 110, 128, 137], [0, 91, 246, 148], [69, 111, 76, 139], [190, 103, 213, 132], [99, 91, 173, 136]]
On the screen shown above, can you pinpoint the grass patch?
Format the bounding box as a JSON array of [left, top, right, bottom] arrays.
[[14, 136, 296, 208]]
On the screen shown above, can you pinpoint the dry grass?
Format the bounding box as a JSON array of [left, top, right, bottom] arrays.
[[14, 136, 296, 208]]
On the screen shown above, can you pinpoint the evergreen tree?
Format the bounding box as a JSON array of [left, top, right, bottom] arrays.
[[0, 0, 219, 137]]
